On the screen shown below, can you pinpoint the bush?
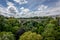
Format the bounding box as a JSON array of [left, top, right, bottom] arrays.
[[0, 32, 15, 40], [19, 31, 43, 40]]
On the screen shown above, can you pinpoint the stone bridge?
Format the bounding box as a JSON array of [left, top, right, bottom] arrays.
[[19, 19, 47, 25]]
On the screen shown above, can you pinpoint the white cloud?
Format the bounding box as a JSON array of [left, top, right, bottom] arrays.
[[0, 1, 19, 18], [20, 7, 30, 12], [37, 5, 48, 11], [26, 3, 60, 17], [7, 2, 19, 17], [20, 7, 24, 10], [7, 1, 18, 13], [18, 7, 30, 18], [45, 0, 60, 16], [0, 3, 30, 18], [16, 0, 60, 17], [14, 0, 28, 4], [7, 2, 14, 6], [46, 7, 60, 16], [0, 5, 11, 17], [7, 5, 18, 14], [0, 4, 60, 18], [18, 5, 48, 17], [0, 0, 60, 18], [56, 0, 60, 7]]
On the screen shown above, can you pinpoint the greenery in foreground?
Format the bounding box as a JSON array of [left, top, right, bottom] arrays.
[[0, 15, 60, 40]]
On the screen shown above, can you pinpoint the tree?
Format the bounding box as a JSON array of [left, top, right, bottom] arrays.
[[11, 26, 20, 34], [0, 15, 6, 31], [42, 23, 56, 40], [19, 31, 43, 40], [2, 18, 21, 32], [23, 21, 38, 31], [49, 19, 58, 26], [44, 37, 55, 40], [55, 26, 60, 40], [37, 26, 44, 34], [0, 32, 15, 40], [6, 18, 20, 27]]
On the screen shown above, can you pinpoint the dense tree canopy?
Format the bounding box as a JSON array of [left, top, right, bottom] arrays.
[[0, 15, 60, 40]]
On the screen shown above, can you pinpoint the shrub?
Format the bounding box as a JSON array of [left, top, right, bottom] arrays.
[[0, 32, 15, 40], [19, 31, 43, 40]]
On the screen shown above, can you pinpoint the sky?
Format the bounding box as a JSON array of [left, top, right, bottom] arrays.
[[0, 0, 60, 18]]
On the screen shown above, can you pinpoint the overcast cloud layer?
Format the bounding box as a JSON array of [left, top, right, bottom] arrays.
[[0, 0, 60, 18]]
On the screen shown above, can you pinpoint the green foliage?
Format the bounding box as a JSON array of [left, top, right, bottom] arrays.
[[23, 21, 38, 31], [19, 31, 43, 40], [0, 32, 15, 40], [0, 16, 6, 31], [44, 37, 55, 40], [37, 26, 44, 34], [6, 18, 20, 27], [42, 23, 56, 40], [12, 26, 20, 33], [0, 17, 21, 33], [49, 19, 57, 24], [0, 15, 60, 40], [54, 26, 60, 40], [23, 21, 38, 27]]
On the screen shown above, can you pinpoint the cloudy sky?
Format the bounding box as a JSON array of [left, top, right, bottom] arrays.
[[0, 0, 60, 18]]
